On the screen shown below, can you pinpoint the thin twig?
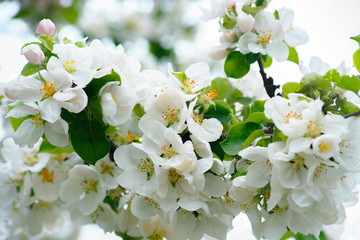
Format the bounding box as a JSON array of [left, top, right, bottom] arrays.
[[257, 57, 280, 98], [344, 110, 360, 119]]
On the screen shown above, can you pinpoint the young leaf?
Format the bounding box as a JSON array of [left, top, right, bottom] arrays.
[[351, 34, 360, 47], [209, 77, 235, 99], [336, 75, 360, 93], [282, 82, 302, 98], [39, 139, 74, 154], [204, 100, 232, 124], [220, 122, 261, 155], [242, 129, 264, 149], [262, 55, 272, 68], [287, 46, 299, 64], [21, 63, 44, 76], [246, 112, 270, 124], [224, 51, 250, 78], [353, 49, 360, 73]]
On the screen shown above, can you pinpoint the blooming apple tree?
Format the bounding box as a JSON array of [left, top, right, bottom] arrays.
[[2, 1, 360, 240]]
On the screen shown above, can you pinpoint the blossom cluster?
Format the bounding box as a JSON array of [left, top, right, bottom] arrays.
[[230, 93, 360, 240], [203, 0, 308, 61]]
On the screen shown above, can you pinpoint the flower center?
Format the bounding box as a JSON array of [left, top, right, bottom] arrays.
[[318, 141, 329, 153], [150, 229, 166, 240], [258, 30, 272, 45], [113, 96, 118, 105], [184, 78, 195, 93], [144, 197, 160, 210], [23, 152, 38, 166], [314, 165, 328, 178], [81, 177, 99, 194], [168, 169, 181, 184], [40, 80, 56, 99], [137, 158, 154, 178], [290, 156, 305, 174], [285, 111, 302, 123], [64, 60, 76, 73], [31, 115, 43, 128], [34, 201, 52, 212], [160, 144, 177, 159], [192, 113, 203, 125], [100, 161, 115, 175], [41, 168, 54, 182], [162, 105, 180, 126], [307, 120, 323, 137]]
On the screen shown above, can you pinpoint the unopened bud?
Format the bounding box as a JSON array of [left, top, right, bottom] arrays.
[[36, 19, 56, 35], [209, 46, 229, 60], [21, 44, 45, 65], [220, 31, 237, 44], [237, 14, 255, 33]]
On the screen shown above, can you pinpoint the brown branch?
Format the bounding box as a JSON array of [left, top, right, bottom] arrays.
[[257, 57, 280, 98], [344, 110, 360, 119]]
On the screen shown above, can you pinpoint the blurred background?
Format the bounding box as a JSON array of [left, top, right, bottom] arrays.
[[1, 0, 360, 239]]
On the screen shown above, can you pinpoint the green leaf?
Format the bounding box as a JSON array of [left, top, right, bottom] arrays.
[[133, 103, 145, 118], [237, 97, 253, 105], [273, 127, 288, 142], [246, 112, 270, 124], [204, 100, 232, 124], [300, 72, 331, 90], [341, 100, 360, 115], [38, 139, 74, 154], [250, 100, 266, 113], [242, 129, 264, 149], [245, 53, 260, 64], [287, 46, 299, 64], [84, 70, 121, 97], [262, 55, 272, 68], [224, 51, 250, 78], [172, 71, 186, 82], [242, 1, 268, 14], [35, 34, 54, 51], [209, 77, 235, 99], [88, 96, 104, 124], [282, 82, 302, 98], [210, 141, 225, 160], [353, 49, 360, 73], [336, 75, 360, 93], [232, 164, 249, 179], [323, 69, 340, 83], [256, 137, 272, 147], [280, 230, 295, 240], [226, 89, 244, 105], [61, 110, 110, 164], [21, 63, 43, 76], [351, 34, 360, 47], [221, 122, 261, 155], [8, 101, 31, 131]]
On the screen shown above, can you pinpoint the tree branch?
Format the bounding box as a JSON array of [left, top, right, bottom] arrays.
[[257, 57, 280, 98], [344, 110, 360, 119]]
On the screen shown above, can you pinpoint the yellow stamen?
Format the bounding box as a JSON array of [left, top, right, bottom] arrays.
[[40, 80, 56, 99], [64, 60, 76, 73], [41, 168, 54, 183], [81, 177, 98, 194]]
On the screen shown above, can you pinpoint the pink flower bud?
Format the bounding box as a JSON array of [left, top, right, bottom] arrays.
[[36, 19, 56, 35], [21, 44, 45, 65]]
